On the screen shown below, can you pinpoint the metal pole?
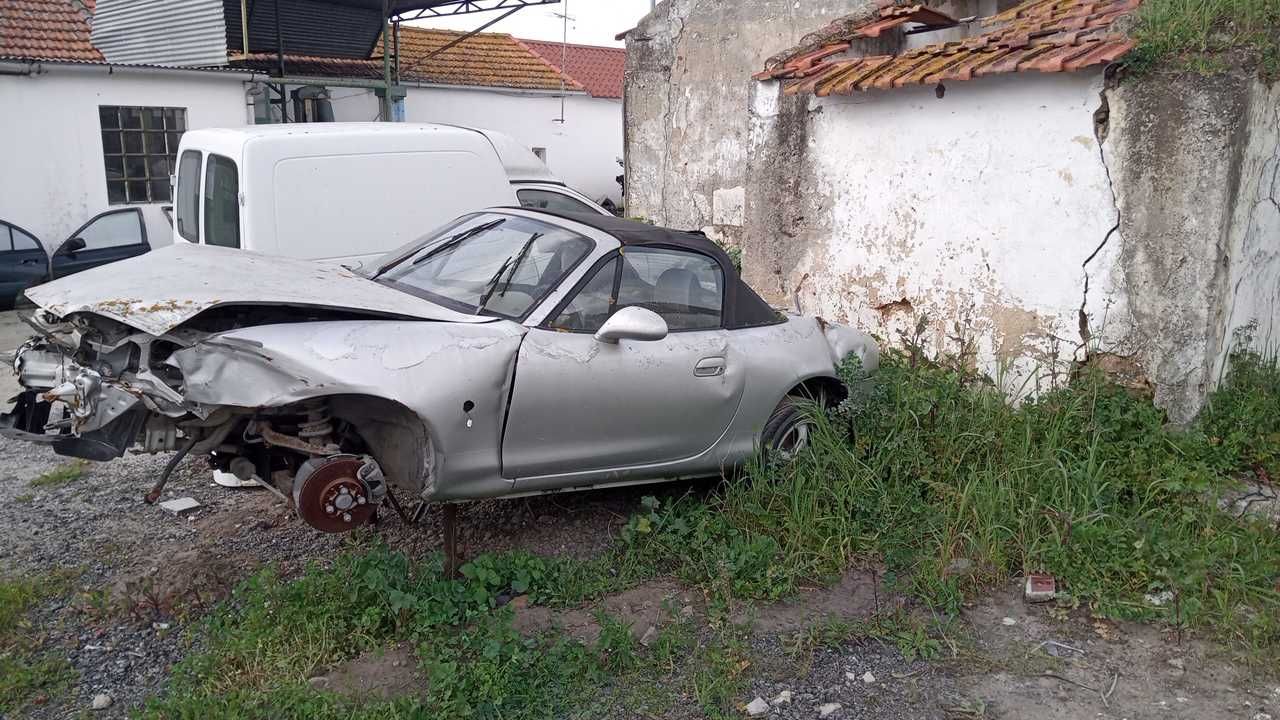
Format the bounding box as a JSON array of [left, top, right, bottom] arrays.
[[240, 0, 250, 56], [381, 0, 393, 121]]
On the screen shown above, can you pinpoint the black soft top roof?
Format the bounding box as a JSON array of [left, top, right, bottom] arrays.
[[525, 209, 783, 329]]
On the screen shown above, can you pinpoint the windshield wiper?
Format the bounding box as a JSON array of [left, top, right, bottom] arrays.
[[370, 218, 507, 280], [475, 232, 542, 315]]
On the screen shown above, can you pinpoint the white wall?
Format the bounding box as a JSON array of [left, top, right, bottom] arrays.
[[0, 62, 248, 249], [325, 85, 623, 205], [747, 71, 1115, 396]]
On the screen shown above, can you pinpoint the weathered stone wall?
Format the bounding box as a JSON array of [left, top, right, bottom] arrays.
[[1095, 71, 1280, 421]]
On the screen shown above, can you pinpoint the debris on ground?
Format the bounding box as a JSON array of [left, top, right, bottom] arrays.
[[157, 497, 201, 516], [745, 696, 770, 716], [1023, 573, 1056, 603]]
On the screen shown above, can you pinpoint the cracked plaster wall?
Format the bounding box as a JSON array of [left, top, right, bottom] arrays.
[[746, 71, 1116, 399]]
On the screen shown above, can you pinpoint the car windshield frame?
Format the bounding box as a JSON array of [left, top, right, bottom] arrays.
[[374, 213, 595, 322]]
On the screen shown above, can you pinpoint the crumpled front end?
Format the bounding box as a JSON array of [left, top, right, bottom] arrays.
[[2, 310, 196, 460]]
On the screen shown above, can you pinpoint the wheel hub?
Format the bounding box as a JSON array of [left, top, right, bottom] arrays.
[[293, 455, 377, 533]]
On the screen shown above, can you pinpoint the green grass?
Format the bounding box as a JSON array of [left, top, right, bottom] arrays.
[[1126, 0, 1280, 73], [0, 575, 76, 713], [29, 459, 88, 488], [143, 350, 1280, 717]]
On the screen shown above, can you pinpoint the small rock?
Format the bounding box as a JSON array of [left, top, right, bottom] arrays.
[[152, 622, 170, 631], [1252, 713, 1273, 720], [91, 694, 112, 711], [818, 702, 842, 717], [745, 697, 770, 716], [861, 671, 876, 684], [1001, 617, 1017, 626], [771, 690, 793, 705], [1166, 657, 1185, 671], [639, 625, 659, 647], [1145, 590, 1175, 607], [158, 497, 201, 516], [680, 604, 695, 618], [307, 676, 329, 688]]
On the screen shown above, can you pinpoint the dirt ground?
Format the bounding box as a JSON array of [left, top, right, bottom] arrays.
[[2, 427, 1278, 719]]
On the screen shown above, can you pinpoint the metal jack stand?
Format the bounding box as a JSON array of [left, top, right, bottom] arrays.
[[442, 504, 461, 579], [382, 488, 462, 578]]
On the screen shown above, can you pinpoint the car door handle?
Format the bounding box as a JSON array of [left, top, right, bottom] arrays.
[[20, 259, 39, 265], [694, 357, 726, 377]]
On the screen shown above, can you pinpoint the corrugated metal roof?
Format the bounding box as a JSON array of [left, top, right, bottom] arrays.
[[0, 0, 102, 62], [92, 0, 228, 67], [520, 39, 625, 98], [757, 0, 1138, 95], [224, 0, 384, 59]]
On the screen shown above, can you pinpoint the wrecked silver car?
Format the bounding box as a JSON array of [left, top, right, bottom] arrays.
[[2, 209, 878, 533]]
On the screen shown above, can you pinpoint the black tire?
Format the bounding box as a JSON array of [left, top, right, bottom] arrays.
[[760, 397, 814, 461]]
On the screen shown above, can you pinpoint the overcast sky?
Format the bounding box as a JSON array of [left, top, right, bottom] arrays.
[[406, 1, 653, 47]]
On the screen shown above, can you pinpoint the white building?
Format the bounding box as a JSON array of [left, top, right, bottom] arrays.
[[0, 0, 625, 253]]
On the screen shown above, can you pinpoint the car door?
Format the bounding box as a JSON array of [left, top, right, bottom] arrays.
[[502, 245, 746, 486], [0, 221, 49, 310], [50, 208, 150, 279]]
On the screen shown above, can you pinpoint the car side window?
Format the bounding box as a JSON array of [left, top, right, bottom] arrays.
[[11, 225, 40, 252], [617, 247, 723, 331], [203, 154, 240, 248], [175, 150, 201, 242], [518, 188, 598, 215], [74, 210, 145, 251], [549, 258, 618, 332]]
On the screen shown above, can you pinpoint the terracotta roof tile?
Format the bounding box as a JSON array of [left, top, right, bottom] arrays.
[[0, 0, 102, 62], [757, 0, 1139, 95], [383, 27, 583, 92], [520, 39, 625, 98]]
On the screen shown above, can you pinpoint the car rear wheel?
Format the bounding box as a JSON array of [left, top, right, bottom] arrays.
[[761, 397, 814, 460]]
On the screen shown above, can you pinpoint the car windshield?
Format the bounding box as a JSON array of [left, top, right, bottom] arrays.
[[376, 214, 593, 319]]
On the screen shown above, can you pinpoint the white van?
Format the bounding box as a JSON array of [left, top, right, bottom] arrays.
[[172, 123, 608, 267]]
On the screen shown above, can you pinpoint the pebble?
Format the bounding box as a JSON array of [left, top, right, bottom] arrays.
[[861, 671, 876, 684], [1167, 657, 1185, 671], [91, 693, 113, 710], [818, 702, 842, 717], [1001, 617, 1017, 626], [745, 697, 770, 716], [771, 690, 793, 705]]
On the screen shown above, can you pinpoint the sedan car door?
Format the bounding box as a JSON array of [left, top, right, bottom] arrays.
[[502, 246, 746, 485], [50, 208, 150, 279], [0, 221, 49, 310]]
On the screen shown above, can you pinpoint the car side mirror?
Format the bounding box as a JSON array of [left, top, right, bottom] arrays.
[[595, 306, 668, 344], [58, 237, 87, 256]]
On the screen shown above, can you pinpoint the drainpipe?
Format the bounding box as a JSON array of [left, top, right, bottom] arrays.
[[240, 0, 250, 55]]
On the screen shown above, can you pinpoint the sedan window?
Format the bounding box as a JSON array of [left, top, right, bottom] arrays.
[[379, 215, 592, 320]]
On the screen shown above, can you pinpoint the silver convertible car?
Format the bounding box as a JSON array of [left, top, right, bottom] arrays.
[[2, 210, 878, 533]]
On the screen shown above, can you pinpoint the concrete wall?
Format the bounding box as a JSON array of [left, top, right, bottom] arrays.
[[623, 0, 866, 234], [0, 62, 249, 249], [323, 86, 623, 205]]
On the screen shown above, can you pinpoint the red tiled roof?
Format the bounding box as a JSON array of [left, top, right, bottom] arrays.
[[381, 27, 584, 91], [756, 0, 1138, 95], [519, 39, 625, 98], [0, 0, 102, 62]]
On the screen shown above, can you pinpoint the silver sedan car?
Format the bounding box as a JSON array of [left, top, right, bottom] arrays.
[[2, 209, 878, 533]]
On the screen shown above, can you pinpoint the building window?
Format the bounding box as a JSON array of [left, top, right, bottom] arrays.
[[99, 106, 186, 205]]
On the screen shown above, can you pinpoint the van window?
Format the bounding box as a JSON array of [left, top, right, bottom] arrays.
[[203, 154, 240, 249], [175, 150, 201, 242]]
